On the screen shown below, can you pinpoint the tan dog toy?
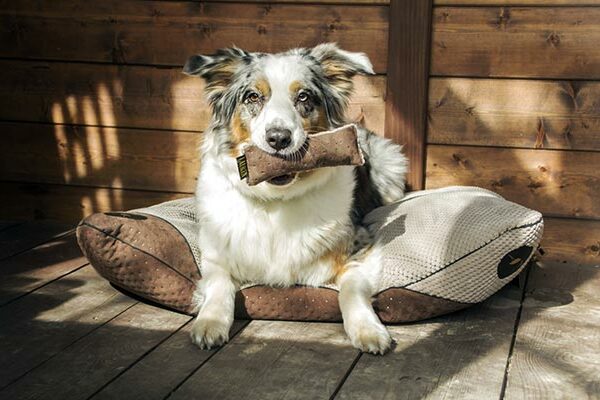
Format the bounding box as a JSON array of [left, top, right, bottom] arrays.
[[236, 124, 365, 186]]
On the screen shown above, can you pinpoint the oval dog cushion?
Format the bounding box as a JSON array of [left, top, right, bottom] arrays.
[[76, 186, 543, 323]]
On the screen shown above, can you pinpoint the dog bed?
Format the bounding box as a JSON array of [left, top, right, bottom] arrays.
[[76, 186, 543, 323]]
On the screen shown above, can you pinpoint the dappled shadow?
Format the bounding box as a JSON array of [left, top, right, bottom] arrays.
[[336, 259, 598, 398], [0, 256, 597, 399], [426, 78, 569, 218]]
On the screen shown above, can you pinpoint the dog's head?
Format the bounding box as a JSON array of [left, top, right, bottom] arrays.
[[184, 43, 373, 196]]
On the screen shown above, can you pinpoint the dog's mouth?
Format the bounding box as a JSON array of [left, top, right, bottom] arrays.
[[267, 173, 297, 186]]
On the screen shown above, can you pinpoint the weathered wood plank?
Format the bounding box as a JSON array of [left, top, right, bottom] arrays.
[[428, 78, 600, 151], [504, 261, 600, 399], [169, 321, 360, 399], [436, 0, 600, 4], [0, 302, 190, 400], [0, 1, 388, 72], [91, 320, 249, 400], [0, 233, 87, 306], [0, 221, 72, 260], [337, 285, 523, 399], [0, 181, 189, 222], [219, 0, 390, 3], [425, 145, 600, 220], [0, 266, 135, 389], [431, 7, 600, 79], [541, 218, 600, 266], [0, 122, 200, 193], [0, 60, 385, 133], [384, 0, 432, 190]]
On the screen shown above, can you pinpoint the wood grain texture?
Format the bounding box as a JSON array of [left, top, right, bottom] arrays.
[[431, 7, 600, 79], [0, 60, 385, 133], [91, 320, 249, 400], [425, 145, 600, 220], [504, 261, 600, 399], [541, 218, 600, 265], [0, 181, 189, 222], [0, 233, 87, 306], [0, 266, 135, 389], [0, 1, 388, 72], [0, 221, 72, 260], [1, 302, 190, 400], [218, 0, 390, 3], [337, 285, 523, 399], [384, 0, 433, 190], [0, 122, 200, 192], [169, 321, 359, 400], [428, 78, 600, 151], [436, 0, 600, 4]]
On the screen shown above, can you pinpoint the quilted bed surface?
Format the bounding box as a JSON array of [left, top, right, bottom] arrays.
[[77, 186, 543, 322]]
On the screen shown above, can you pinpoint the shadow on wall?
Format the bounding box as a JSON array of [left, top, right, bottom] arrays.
[[5, 56, 382, 222], [13, 67, 207, 222], [425, 78, 570, 218]]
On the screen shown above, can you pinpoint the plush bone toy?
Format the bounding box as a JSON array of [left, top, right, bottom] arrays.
[[236, 124, 365, 186]]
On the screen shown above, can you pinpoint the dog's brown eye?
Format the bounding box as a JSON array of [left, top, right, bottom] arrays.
[[246, 92, 260, 103], [297, 92, 309, 103]]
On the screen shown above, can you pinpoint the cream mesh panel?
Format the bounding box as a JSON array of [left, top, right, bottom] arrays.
[[364, 186, 543, 298], [406, 221, 543, 303]]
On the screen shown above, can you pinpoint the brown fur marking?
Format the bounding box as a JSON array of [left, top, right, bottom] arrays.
[[319, 244, 351, 283], [256, 78, 271, 98], [230, 111, 251, 157]]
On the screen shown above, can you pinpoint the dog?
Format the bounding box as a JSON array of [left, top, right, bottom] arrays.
[[183, 43, 407, 354]]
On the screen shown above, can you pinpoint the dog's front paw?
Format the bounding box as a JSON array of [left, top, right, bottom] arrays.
[[190, 316, 231, 350], [345, 319, 392, 355]]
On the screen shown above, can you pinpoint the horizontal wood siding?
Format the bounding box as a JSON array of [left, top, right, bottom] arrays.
[[0, 182, 188, 222], [428, 78, 600, 151], [0, 122, 200, 192], [431, 7, 600, 79], [542, 218, 600, 264], [0, 60, 385, 133], [426, 145, 600, 220], [427, 2, 600, 265], [0, 0, 388, 222], [436, 1, 600, 4], [0, 1, 388, 72]]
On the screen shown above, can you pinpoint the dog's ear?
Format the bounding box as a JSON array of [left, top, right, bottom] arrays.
[[183, 47, 249, 100], [309, 42, 374, 80], [308, 43, 374, 124]]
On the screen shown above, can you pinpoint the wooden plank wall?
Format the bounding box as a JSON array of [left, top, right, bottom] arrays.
[[0, 0, 388, 221], [426, 0, 600, 265], [1, 0, 598, 265]]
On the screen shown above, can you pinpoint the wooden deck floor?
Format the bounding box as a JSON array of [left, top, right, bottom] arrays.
[[0, 221, 598, 400]]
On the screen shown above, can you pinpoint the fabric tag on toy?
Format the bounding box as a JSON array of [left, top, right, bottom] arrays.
[[236, 155, 249, 180]]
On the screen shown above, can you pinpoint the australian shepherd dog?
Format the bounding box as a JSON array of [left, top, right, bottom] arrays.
[[183, 43, 407, 354]]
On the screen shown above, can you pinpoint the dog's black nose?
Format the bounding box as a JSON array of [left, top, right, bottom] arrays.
[[266, 128, 292, 150]]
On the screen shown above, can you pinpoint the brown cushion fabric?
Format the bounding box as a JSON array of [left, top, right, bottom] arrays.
[[77, 211, 468, 322]]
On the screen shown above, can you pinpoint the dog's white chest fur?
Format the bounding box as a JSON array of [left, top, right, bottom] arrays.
[[196, 158, 356, 287]]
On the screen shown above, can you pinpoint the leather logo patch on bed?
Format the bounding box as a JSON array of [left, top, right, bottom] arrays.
[[497, 246, 533, 279]]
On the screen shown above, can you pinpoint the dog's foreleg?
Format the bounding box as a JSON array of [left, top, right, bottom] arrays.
[[190, 259, 236, 349], [338, 250, 392, 355]]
